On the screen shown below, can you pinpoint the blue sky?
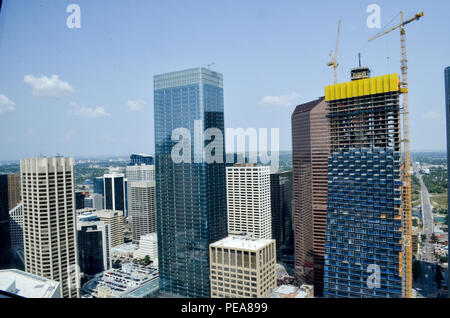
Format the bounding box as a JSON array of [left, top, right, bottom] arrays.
[[0, 0, 449, 161]]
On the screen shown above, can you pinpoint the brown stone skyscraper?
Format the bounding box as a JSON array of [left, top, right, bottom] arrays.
[[291, 97, 329, 297]]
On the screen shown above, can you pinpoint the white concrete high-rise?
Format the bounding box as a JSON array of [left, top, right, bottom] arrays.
[[226, 164, 272, 239], [20, 157, 79, 298], [126, 164, 156, 243], [128, 181, 156, 242], [126, 164, 155, 182]]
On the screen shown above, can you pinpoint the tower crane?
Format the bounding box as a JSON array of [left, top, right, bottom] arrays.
[[368, 11, 424, 299], [327, 20, 342, 84]]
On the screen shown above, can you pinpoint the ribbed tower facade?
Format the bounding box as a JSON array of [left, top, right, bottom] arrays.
[[21, 157, 79, 298]]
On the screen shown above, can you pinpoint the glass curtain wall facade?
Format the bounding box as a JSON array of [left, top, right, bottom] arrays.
[[154, 68, 227, 298], [323, 74, 404, 298]]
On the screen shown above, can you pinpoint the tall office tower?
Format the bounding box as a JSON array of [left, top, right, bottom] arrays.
[[154, 67, 227, 297], [226, 164, 271, 239], [291, 97, 329, 297], [0, 175, 11, 268], [279, 172, 295, 269], [270, 171, 294, 265], [129, 181, 156, 243], [93, 177, 104, 196], [77, 217, 111, 277], [323, 70, 406, 298], [445, 66, 450, 298], [126, 161, 156, 243], [130, 153, 154, 166], [92, 210, 124, 247], [20, 157, 79, 298], [209, 236, 276, 298], [270, 173, 282, 254], [103, 173, 126, 213]]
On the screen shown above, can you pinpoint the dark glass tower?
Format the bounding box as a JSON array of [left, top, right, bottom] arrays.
[[104, 174, 125, 213], [444, 66, 450, 298], [154, 67, 227, 298]]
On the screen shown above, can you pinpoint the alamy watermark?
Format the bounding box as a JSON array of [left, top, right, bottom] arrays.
[[66, 4, 81, 29], [170, 121, 279, 173], [366, 4, 381, 29]]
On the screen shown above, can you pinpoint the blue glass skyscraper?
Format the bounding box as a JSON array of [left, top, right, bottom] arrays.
[[323, 71, 405, 298], [154, 68, 227, 298]]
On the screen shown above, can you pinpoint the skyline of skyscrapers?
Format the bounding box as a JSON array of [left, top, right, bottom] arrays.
[[0, 61, 439, 300], [291, 97, 329, 297], [154, 67, 228, 298]]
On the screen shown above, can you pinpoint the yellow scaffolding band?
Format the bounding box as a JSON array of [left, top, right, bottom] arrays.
[[325, 74, 399, 101]]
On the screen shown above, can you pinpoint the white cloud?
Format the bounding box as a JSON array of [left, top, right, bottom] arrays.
[[421, 111, 442, 120], [69, 102, 111, 118], [0, 94, 15, 115], [24, 74, 74, 97], [126, 99, 146, 112], [259, 92, 300, 108]]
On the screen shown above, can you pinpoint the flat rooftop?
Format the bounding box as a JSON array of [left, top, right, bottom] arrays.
[[210, 235, 274, 251], [0, 269, 60, 298]]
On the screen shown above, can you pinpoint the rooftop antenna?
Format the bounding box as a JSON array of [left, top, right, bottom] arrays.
[[358, 53, 362, 68], [207, 62, 216, 69]]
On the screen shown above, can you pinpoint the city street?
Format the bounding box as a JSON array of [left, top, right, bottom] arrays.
[[412, 163, 439, 297], [412, 163, 435, 263]]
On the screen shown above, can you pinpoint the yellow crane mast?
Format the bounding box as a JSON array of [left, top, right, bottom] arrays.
[[327, 20, 342, 84], [368, 11, 424, 299]]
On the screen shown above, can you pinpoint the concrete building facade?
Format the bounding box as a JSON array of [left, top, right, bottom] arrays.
[[226, 165, 271, 239], [20, 157, 79, 298], [209, 236, 276, 298]]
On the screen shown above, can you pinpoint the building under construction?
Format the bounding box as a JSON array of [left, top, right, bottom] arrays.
[[323, 68, 411, 297]]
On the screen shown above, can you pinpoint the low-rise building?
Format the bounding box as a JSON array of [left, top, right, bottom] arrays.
[[270, 284, 314, 298], [209, 235, 276, 298], [82, 263, 158, 298], [0, 269, 61, 298]]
